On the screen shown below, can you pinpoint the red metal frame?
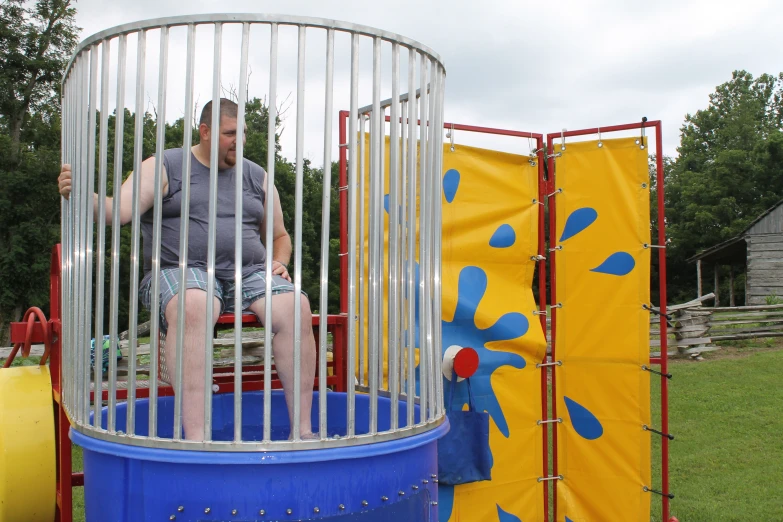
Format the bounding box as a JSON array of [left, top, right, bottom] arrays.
[[546, 120, 671, 521], [4, 118, 670, 522], [339, 110, 551, 520]]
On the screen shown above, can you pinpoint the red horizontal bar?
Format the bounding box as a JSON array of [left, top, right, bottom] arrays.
[[382, 114, 543, 139], [95, 374, 339, 402], [547, 120, 661, 141], [650, 357, 662, 365], [71, 473, 84, 487], [9, 321, 47, 344], [444, 121, 543, 139]]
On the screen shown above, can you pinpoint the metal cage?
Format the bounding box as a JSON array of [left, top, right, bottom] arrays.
[[61, 14, 446, 452]]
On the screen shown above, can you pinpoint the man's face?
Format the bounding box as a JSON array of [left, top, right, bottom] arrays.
[[203, 115, 247, 170]]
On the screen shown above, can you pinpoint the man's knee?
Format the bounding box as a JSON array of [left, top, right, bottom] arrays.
[[165, 289, 220, 328], [271, 292, 313, 333]]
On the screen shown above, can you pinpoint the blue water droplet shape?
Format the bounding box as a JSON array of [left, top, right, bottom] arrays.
[[497, 504, 522, 522], [489, 224, 516, 248], [564, 396, 603, 440], [443, 169, 460, 203], [590, 252, 635, 276], [560, 207, 598, 242]]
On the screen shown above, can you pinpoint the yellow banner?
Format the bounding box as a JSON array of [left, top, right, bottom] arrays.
[[553, 137, 651, 521], [438, 144, 547, 522]]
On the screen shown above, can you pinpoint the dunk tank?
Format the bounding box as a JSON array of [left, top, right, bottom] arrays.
[[41, 14, 446, 522], [0, 12, 678, 522]]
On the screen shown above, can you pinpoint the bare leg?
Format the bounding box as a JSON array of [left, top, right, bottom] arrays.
[[248, 292, 316, 437], [164, 289, 221, 442]]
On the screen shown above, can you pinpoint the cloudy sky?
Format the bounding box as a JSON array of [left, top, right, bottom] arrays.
[[70, 0, 783, 164]]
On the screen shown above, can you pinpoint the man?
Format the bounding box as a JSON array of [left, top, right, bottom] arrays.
[[58, 98, 317, 441]]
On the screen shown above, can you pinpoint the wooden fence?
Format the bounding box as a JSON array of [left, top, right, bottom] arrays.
[[651, 294, 783, 357]]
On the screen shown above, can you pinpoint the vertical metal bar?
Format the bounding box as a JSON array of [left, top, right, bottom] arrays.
[[67, 60, 74, 420], [127, 30, 147, 436], [84, 47, 97, 426], [318, 28, 335, 439], [368, 36, 381, 435], [399, 98, 407, 401], [432, 64, 444, 418], [358, 115, 366, 388], [60, 70, 71, 421], [291, 25, 307, 442], [174, 23, 196, 441], [73, 56, 84, 423], [72, 54, 83, 424], [93, 39, 111, 430], [108, 34, 127, 433], [346, 33, 359, 437], [417, 53, 429, 423], [203, 22, 223, 442], [80, 51, 91, 426], [70, 56, 80, 423], [388, 42, 400, 430], [263, 23, 278, 443], [148, 25, 169, 438], [405, 48, 416, 427], [426, 59, 437, 421], [233, 22, 250, 444]]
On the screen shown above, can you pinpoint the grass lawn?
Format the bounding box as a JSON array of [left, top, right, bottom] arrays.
[[650, 346, 783, 521], [8, 344, 783, 521]]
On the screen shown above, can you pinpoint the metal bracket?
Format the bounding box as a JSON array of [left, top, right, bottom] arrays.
[[643, 486, 674, 499], [642, 365, 672, 379], [643, 424, 675, 440]]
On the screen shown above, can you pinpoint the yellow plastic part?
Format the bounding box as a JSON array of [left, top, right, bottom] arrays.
[[0, 365, 56, 522]]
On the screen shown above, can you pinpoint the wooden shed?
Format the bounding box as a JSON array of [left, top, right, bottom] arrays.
[[688, 200, 783, 306]]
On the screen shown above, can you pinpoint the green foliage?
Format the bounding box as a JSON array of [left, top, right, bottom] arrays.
[[765, 294, 783, 306], [0, 0, 78, 344], [664, 70, 783, 303]]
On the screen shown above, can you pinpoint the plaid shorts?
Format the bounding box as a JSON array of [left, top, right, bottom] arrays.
[[139, 267, 295, 333]]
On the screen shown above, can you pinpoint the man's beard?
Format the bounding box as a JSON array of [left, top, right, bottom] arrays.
[[225, 150, 236, 167]]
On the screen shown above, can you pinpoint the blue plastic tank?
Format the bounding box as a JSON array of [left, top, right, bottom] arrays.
[[71, 391, 447, 522]]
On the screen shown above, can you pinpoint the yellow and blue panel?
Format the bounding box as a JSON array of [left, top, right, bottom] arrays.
[[438, 144, 546, 522], [358, 134, 548, 521], [552, 137, 651, 522]]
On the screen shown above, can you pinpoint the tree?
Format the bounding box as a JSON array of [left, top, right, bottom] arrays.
[[0, 0, 78, 345], [665, 70, 783, 302], [0, 0, 77, 161]]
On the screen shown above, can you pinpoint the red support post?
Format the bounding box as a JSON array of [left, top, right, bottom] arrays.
[[655, 122, 671, 521], [536, 137, 550, 522], [546, 134, 560, 521]]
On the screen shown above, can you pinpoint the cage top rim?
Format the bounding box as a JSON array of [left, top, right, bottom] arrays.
[[63, 13, 445, 84]]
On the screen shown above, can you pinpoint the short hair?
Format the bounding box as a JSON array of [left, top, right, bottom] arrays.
[[199, 98, 238, 128]]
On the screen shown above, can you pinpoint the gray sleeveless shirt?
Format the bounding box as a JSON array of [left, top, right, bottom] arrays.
[[141, 148, 268, 280]]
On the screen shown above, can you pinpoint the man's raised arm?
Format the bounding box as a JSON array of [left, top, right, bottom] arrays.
[[57, 157, 167, 226]]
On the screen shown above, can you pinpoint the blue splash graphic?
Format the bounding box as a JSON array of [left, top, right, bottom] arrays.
[[564, 396, 604, 440], [559, 207, 598, 242], [590, 252, 635, 276], [443, 168, 460, 203], [566, 518, 574, 522], [497, 504, 522, 522], [489, 224, 516, 248], [442, 266, 529, 438]]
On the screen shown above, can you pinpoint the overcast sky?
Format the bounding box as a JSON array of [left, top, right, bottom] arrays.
[[70, 0, 783, 164]]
